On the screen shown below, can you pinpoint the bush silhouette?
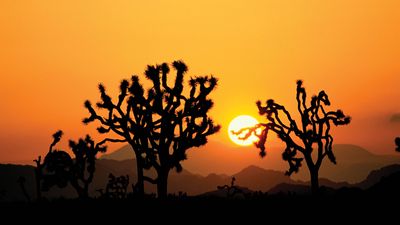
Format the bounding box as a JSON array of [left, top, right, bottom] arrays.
[[34, 130, 105, 199], [84, 60, 220, 198], [234, 80, 350, 194], [217, 177, 245, 198], [97, 173, 130, 199], [395, 137, 400, 152]]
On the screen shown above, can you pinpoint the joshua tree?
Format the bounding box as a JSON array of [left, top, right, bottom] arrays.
[[83, 77, 149, 196], [41, 131, 74, 193], [395, 137, 400, 152], [84, 61, 220, 198], [217, 177, 245, 198], [35, 131, 105, 199], [33, 130, 65, 200], [33, 156, 43, 200], [234, 80, 350, 194], [69, 135, 107, 199]]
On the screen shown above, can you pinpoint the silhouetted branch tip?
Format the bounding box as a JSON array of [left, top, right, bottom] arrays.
[[395, 137, 400, 152], [209, 75, 218, 84], [131, 75, 139, 82], [120, 79, 129, 91], [52, 130, 63, 141], [296, 80, 303, 86], [161, 63, 170, 74], [49, 130, 63, 151], [145, 65, 160, 81], [172, 60, 188, 73], [98, 83, 105, 93], [84, 100, 92, 108], [97, 126, 109, 134]]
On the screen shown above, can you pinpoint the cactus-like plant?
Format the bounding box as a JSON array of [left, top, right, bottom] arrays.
[[84, 61, 220, 198], [35, 131, 105, 199], [217, 177, 244, 198], [234, 80, 351, 194], [69, 135, 107, 199]]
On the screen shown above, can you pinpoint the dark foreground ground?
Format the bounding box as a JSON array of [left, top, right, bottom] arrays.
[[1, 193, 398, 223]]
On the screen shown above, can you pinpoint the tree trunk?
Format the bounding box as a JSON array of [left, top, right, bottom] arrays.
[[157, 168, 169, 199], [309, 167, 319, 195], [135, 158, 145, 196]]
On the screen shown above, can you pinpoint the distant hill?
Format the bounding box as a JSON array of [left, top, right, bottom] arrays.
[[0, 164, 36, 201], [356, 164, 400, 189], [233, 165, 292, 191], [2, 158, 400, 201], [302, 144, 400, 183], [100, 145, 135, 161], [368, 170, 400, 195], [101, 142, 400, 183], [267, 164, 400, 195]]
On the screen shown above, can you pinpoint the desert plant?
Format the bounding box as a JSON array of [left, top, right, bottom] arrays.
[[84, 61, 220, 198], [69, 135, 107, 199], [97, 173, 130, 199], [35, 131, 105, 199], [217, 177, 244, 198], [234, 80, 350, 194], [41, 132, 73, 192]]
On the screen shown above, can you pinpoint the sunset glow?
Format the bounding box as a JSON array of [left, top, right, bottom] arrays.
[[0, 1, 399, 169], [228, 115, 260, 146]]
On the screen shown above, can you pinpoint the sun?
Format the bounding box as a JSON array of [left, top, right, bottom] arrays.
[[228, 115, 260, 146]]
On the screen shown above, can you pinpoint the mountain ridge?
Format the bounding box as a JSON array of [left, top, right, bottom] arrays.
[[100, 141, 400, 183], [2, 159, 400, 202]]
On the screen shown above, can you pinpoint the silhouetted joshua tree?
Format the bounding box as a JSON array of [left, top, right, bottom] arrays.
[[33, 130, 67, 199], [33, 156, 43, 200], [84, 61, 220, 198], [217, 177, 245, 198], [35, 130, 105, 199], [234, 80, 350, 195], [69, 135, 107, 199], [395, 137, 400, 152]]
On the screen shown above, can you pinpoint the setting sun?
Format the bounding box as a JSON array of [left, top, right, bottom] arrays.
[[228, 115, 260, 146]]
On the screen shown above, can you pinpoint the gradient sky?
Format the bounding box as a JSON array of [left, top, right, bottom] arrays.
[[1, 0, 400, 164]]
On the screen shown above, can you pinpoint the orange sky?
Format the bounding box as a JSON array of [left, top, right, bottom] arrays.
[[1, 0, 400, 164]]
